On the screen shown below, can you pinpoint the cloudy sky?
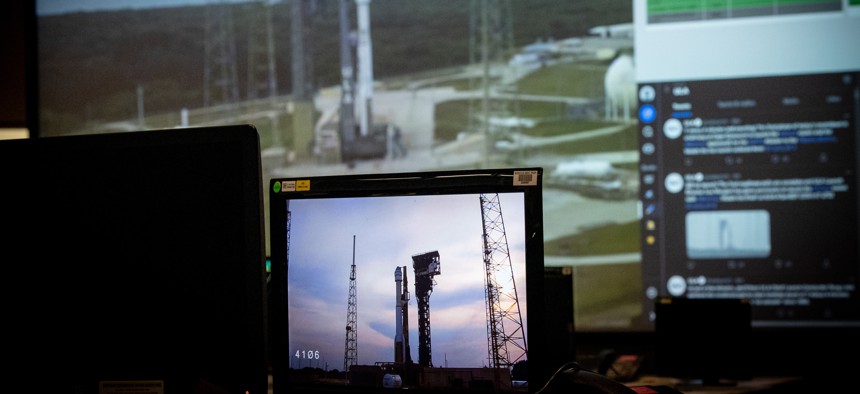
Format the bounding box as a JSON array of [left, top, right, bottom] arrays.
[[284, 192, 528, 370]]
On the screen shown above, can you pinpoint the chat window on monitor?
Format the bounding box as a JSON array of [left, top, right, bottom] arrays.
[[637, 71, 860, 326]]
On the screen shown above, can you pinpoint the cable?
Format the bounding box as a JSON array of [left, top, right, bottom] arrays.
[[534, 361, 582, 394], [535, 361, 638, 394]]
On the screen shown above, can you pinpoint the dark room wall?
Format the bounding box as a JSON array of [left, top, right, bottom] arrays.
[[0, 2, 33, 132]]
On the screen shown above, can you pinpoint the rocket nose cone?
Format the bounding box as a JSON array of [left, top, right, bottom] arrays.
[[395, 266, 402, 280]]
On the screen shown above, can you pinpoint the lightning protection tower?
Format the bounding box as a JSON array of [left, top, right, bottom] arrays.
[[203, 2, 240, 107], [245, 0, 278, 101], [480, 193, 527, 369], [468, 0, 522, 166], [344, 236, 358, 374]]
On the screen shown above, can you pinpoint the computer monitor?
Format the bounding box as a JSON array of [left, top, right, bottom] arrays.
[[268, 168, 567, 393], [630, 3, 860, 378], [635, 0, 860, 330], [654, 298, 752, 384], [0, 124, 268, 393]]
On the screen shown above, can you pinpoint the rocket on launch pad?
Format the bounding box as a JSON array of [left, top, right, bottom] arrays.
[[394, 266, 412, 364]]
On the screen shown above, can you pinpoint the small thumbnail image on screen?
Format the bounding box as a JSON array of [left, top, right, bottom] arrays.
[[685, 210, 771, 259]]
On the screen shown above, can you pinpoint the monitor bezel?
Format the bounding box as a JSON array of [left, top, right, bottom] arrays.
[[268, 167, 566, 393]]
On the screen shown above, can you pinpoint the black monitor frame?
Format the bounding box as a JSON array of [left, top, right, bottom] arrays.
[[0, 124, 268, 393], [268, 167, 571, 393]]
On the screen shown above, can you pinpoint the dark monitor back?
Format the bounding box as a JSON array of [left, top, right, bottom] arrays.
[[654, 298, 752, 383], [0, 125, 268, 394]]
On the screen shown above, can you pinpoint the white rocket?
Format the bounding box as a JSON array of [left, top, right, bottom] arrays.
[[355, 0, 374, 136]]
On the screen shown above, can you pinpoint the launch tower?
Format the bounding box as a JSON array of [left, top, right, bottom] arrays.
[[412, 251, 441, 368]]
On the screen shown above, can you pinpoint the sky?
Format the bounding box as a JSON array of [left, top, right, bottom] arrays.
[[36, 0, 266, 16], [284, 192, 528, 371]]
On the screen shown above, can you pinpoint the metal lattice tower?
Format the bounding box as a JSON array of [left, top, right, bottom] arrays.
[[480, 193, 527, 369], [246, 0, 278, 101], [203, 2, 240, 107], [290, 0, 317, 102], [468, 0, 522, 166], [412, 251, 441, 368], [343, 235, 358, 373]]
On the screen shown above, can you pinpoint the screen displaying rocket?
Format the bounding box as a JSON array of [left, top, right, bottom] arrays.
[[281, 192, 529, 391]]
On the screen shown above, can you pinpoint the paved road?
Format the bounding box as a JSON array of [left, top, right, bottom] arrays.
[[280, 53, 641, 253]]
